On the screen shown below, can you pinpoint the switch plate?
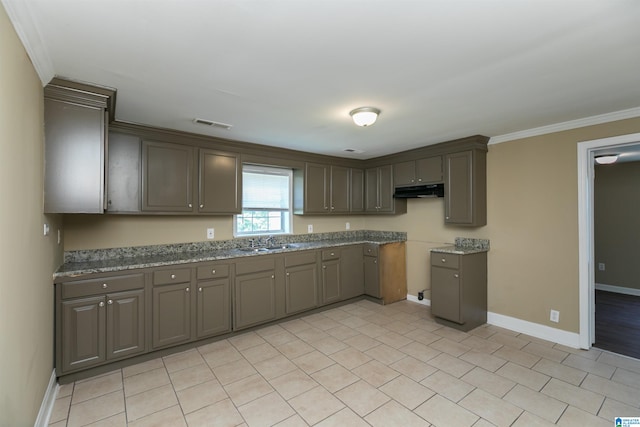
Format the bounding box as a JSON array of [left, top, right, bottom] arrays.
[[307, 224, 313, 233], [43, 223, 50, 236], [57, 229, 61, 245], [346, 222, 350, 230], [206, 228, 215, 239], [598, 263, 605, 271], [550, 310, 560, 323]]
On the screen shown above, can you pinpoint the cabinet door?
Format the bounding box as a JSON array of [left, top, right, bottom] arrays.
[[235, 270, 277, 330], [365, 168, 379, 212], [153, 283, 192, 348], [377, 165, 395, 212], [285, 264, 318, 314], [363, 256, 380, 298], [350, 168, 364, 213], [199, 149, 241, 214], [394, 161, 416, 186], [431, 266, 462, 323], [44, 98, 105, 213], [340, 245, 364, 300], [321, 259, 341, 305], [445, 151, 472, 224], [106, 289, 145, 360], [416, 156, 443, 184], [305, 163, 329, 213], [61, 296, 106, 373], [196, 278, 231, 338], [107, 132, 141, 212], [330, 166, 350, 213], [142, 140, 194, 212]]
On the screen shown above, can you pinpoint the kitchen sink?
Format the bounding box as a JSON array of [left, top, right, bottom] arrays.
[[238, 247, 270, 252], [265, 244, 300, 250]]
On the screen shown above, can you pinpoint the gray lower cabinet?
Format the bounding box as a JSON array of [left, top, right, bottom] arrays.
[[430, 251, 487, 331], [363, 250, 380, 298], [284, 251, 319, 315], [234, 257, 279, 330], [152, 267, 192, 348], [195, 264, 231, 338], [321, 249, 341, 305], [340, 245, 364, 300], [56, 273, 145, 374]]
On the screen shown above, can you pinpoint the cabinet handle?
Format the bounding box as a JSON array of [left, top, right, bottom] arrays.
[[322, 265, 326, 269], [99, 301, 105, 307], [171, 274, 176, 279], [286, 272, 290, 276], [330, 252, 334, 256], [185, 287, 190, 292], [271, 275, 275, 279], [454, 274, 459, 278], [367, 249, 372, 253], [198, 287, 203, 292], [211, 269, 216, 274], [418, 178, 422, 182], [331, 206, 335, 210], [200, 204, 204, 209], [374, 260, 377, 264], [441, 258, 446, 263], [107, 299, 113, 305], [102, 283, 108, 289], [188, 203, 193, 208]]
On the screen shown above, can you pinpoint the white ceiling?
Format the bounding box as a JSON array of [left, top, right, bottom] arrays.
[[4, 0, 640, 159]]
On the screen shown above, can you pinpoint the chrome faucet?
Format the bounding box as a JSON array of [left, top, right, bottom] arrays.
[[264, 235, 275, 246]]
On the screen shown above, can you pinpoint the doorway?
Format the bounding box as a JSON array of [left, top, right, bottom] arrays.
[[577, 132, 640, 350]]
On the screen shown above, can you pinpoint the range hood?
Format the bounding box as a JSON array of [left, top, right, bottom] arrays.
[[393, 183, 444, 198]]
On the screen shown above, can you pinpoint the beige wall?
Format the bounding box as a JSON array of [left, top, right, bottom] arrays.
[[0, 4, 64, 425], [64, 118, 640, 337], [594, 161, 640, 290]]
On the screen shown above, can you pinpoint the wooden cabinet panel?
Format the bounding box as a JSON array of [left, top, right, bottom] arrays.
[[363, 255, 380, 298], [416, 156, 443, 184], [431, 266, 461, 323], [106, 289, 145, 360], [304, 162, 328, 213], [107, 132, 141, 212], [198, 149, 241, 214], [366, 165, 405, 214], [61, 296, 106, 373], [340, 245, 364, 300], [234, 270, 277, 330], [364, 242, 407, 304], [196, 278, 231, 338], [152, 283, 191, 348], [330, 166, 350, 213], [285, 263, 318, 314], [142, 140, 194, 212], [445, 150, 486, 226], [321, 259, 341, 305], [350, 168, 364, 213]]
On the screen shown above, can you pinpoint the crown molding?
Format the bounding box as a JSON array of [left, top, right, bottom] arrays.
[[489, 106, 640, 145], [1, 0, 54, 85]]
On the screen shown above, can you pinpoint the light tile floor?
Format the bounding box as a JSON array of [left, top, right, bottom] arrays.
[[49, 299, 640, 426]]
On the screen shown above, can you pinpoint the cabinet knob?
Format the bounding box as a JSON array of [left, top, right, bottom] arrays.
[[322, 265, 327, 269], [446, 216, 450, 220], [99, 301, 105, 307], [454, 274, 459, 278], [286, 272, 290, 276], [367, 249, 372, 253], [185, 287, 190, 292], [324, 206, 328, 210], [271, 275, 275, 279], [102, 283, 108, 289], [200, 204, 204, 209], [198, 287, 203, 292], [418, 178, 422, 182], [188, 203, 193, 208], [171, 274, 176, 279], [331, 206, 335, 210], [212, 269, 216, 274], [330, 252, 334, 256], [374, 260, 377, 264], [107, 299, 113, 305], [441, 258, 446, 263]]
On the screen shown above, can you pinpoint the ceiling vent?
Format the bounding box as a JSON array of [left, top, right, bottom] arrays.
[[343, 148, 364, 154], [193, 118, 233, 130]]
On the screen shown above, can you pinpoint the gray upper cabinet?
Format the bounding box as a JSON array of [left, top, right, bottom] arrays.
[[142, 140, 194, 212], [444, 149, 487, 226], [365, 165, 407, 214], [350, 168, 364, 213], [107, 132, 141, 212], [198, 149, 242, 214], [44, 78, 115, 213], [301, 163, 350, 214], [394, 156, 443, 187]]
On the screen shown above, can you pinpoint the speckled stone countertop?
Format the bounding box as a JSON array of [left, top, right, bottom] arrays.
[[55, 230, 406, 279], [430, 237, 490, 255]]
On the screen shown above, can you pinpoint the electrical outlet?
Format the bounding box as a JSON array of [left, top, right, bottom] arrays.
[[550, 309, 560, 323], [57, 229, 61, 245], [346, 222, 350, 230], [307, 224, 313, 233], [598, 263, 605, 271], [206, 228, 215, 239]]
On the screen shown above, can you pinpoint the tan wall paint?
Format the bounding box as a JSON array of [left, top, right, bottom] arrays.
[[0, 4, 64, 425], [594, 161, 640, 290]]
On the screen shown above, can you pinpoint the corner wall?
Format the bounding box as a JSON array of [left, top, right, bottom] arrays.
[[0, 4, 63, 425]]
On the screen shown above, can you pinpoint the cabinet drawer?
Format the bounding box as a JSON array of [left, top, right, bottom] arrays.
[[363, 244, 378, 257], [61, 274, 144, 299], [431, 252, 460, 269], [153, 268, 191, 285], [321, 249, 339, 261], [196, 264, 230, 280], [236, 257, 276, 275], [285, 251, 317, 267]]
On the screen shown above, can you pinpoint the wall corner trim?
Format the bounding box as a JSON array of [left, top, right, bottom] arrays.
[[487, 312, 582, 349], [34, 369, 58, 427]]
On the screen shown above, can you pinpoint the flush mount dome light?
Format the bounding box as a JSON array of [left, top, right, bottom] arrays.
[[595, 154, 618, 165], [349, 107, 380, 127]]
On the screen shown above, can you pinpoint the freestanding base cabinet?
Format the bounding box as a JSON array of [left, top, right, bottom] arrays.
[[430, 250, 487, 332]]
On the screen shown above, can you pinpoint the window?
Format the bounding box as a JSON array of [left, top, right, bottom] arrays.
[[234, 165, 292, 236]]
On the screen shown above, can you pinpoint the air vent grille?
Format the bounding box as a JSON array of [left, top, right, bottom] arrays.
[[193, 118, 233, 130]]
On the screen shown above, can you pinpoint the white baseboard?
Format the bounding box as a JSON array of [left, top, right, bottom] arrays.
[[406, 294, 430, 306], [34, 370, 58, 427], [595, 283, 640, 297], [487, 312, 582, 349]]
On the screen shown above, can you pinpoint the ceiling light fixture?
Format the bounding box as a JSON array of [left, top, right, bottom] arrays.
[[595, 154, 618, 165], [349, 107, 380, 127]]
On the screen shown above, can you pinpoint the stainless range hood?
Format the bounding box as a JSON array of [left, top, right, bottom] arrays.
[[393, 183, 444, 198]]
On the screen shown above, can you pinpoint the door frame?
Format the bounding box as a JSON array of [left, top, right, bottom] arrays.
[[577, 132, 640, 348]]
